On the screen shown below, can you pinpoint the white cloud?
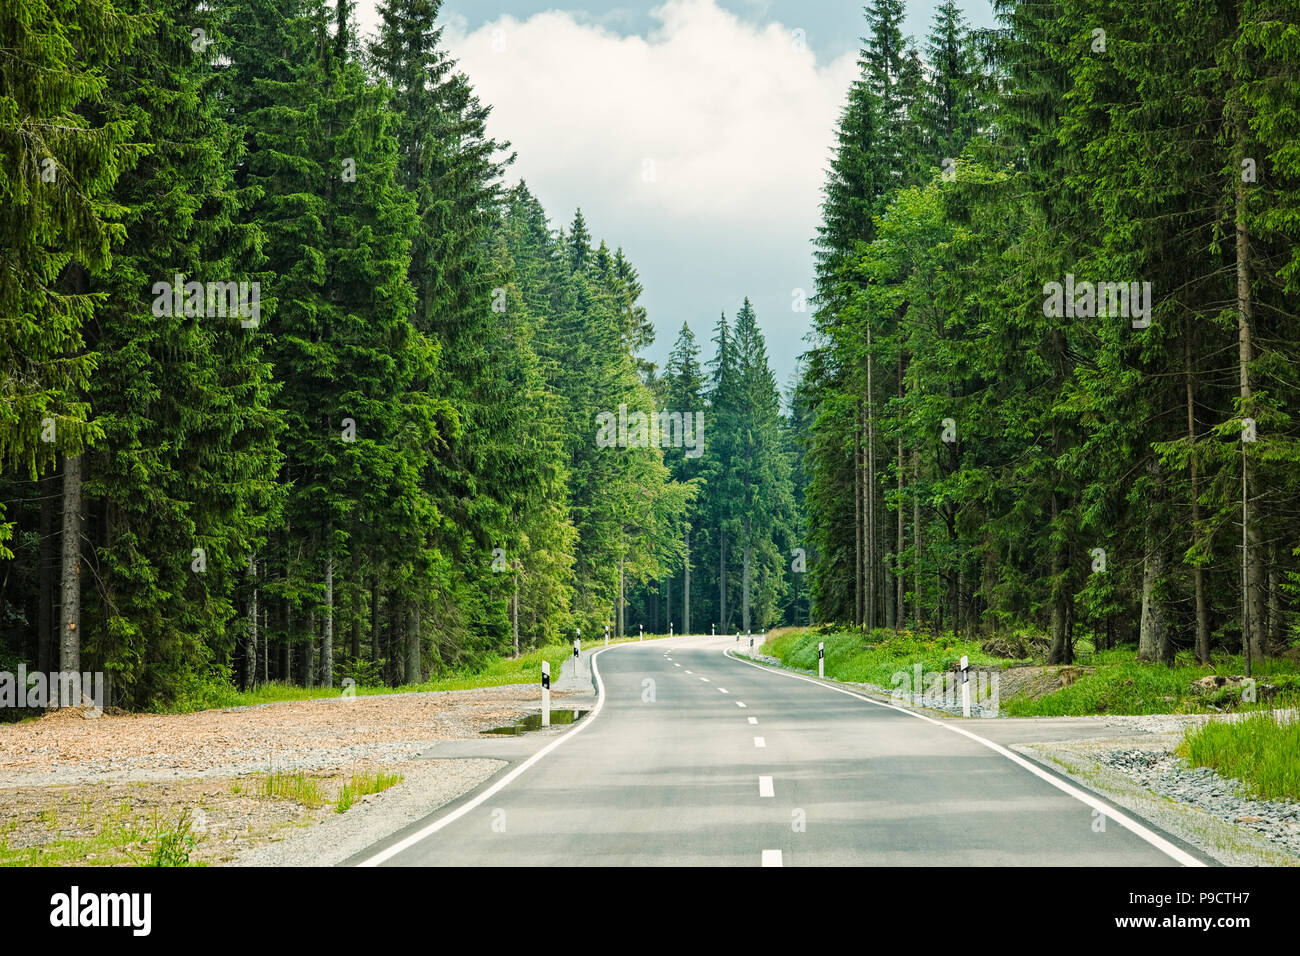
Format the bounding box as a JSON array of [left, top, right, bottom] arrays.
[[353, 0, 860, 383], [442, 1, 856, 229]]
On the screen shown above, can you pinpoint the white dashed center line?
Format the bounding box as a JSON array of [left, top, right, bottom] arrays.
[[754, 736, 766, 748], [762, 850, 783, 867], [718, 687, 728, 694], [736, 701, 747, 708], [699, 677, 710, 682], [758, 775, 774, 798], [685, 670, 693, 674], [747, 717, 758, 724]]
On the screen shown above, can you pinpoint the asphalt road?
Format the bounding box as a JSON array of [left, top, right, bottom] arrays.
[[350, 635, 1208, 867]]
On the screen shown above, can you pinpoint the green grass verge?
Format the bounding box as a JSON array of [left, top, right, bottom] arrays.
[[334, 770, 403, 814], [256, 771, 325, 809], [176, 636, 655, 714], [761, 626, 1012, 688], [1178, 714, 1300, 802], [760, 627, 1300, 717], [999, 652, 1300, 716]]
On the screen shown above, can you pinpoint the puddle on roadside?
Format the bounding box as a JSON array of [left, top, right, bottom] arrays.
[[483, 710, 589, 735]]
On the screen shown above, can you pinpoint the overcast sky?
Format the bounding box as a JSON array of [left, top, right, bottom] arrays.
[[353, 1, 997, 391]]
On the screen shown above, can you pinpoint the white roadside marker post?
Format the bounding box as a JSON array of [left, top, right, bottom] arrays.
[[604, 624, 609, 647], [712, 624, 716, 636], [960, 655, 970, 717], [669, 622, 673, 638], [541, 660, 551, 727], [574, 632, 581, 675], [639, 624, 643, 642], [818, 641, 824, 679], [749, 633, 753, 652]]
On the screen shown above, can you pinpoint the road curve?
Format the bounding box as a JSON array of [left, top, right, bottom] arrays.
[[352, 635, 1207, 867]]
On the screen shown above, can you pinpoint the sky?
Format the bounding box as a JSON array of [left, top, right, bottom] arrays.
[[353, 1, 997, 391]]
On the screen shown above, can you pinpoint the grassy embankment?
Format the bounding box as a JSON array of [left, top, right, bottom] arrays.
[[1178, 714, 1300, 802], [181, 633, 661, 712]]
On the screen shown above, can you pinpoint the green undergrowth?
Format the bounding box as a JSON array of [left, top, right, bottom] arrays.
[[169, 635, 655, 714], [1178, 713, 1300, 802], [761, 627, 1300, 717], [761, 626, 1010, 688]]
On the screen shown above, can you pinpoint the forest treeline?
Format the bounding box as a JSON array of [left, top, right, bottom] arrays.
[[0, 0, 802, 709], [799, 0, 1300, 666], [9, 0, 1296, 711]]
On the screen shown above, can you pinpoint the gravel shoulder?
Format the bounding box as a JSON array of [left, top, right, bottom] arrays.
[[0, 683, 574, 866]]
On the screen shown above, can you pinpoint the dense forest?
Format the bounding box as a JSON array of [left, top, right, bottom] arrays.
[[800, 0, 1300, 667], [4, 0, 1298, 711], [0, 0, 800, 709]]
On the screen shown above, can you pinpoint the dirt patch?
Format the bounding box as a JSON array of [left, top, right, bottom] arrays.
[[996, 665, 1095, 701], [0, 684, 570, 785], [0, 683, 571, 865]]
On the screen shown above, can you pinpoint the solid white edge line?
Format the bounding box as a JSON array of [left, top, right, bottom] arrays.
[[722, 647, 1205, 868], [355, 646, 614, 867]]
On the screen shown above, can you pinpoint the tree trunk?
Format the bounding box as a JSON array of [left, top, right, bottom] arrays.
[[683, 526, 691, 634], [59, 453, 83, 706], [665, 573, 671, 632], [350, 549, 361, 660], [512, 571, 520, 655], [282, 598, 292, 684], [1048, 491, 1070, 665], [405, 601, 420, 684], [38, 472, 55, 675], [742, 518, 751, 633], [1185, 323, 1210, 664], [896, 431, 905, 630], [321, 549, 334, 687], [866, 330, 876, 630], [1137, 472, 1172, 665], [245, 555, 258, 689], [854, 408, 863, 629], [718, 527, 728, 630], [370, 574, 381, 661], [894, 437, 904, 632], [387, 591, 401, 684], [912, 452, 920, 629], [1267, 541, 1283, 657], [1235, 79, 1264, 666], [305, 612, 316, 687]]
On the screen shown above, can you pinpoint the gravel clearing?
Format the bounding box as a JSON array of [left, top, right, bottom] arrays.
[[0, 683, 571, 865], [0, 684, 561, 788]]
